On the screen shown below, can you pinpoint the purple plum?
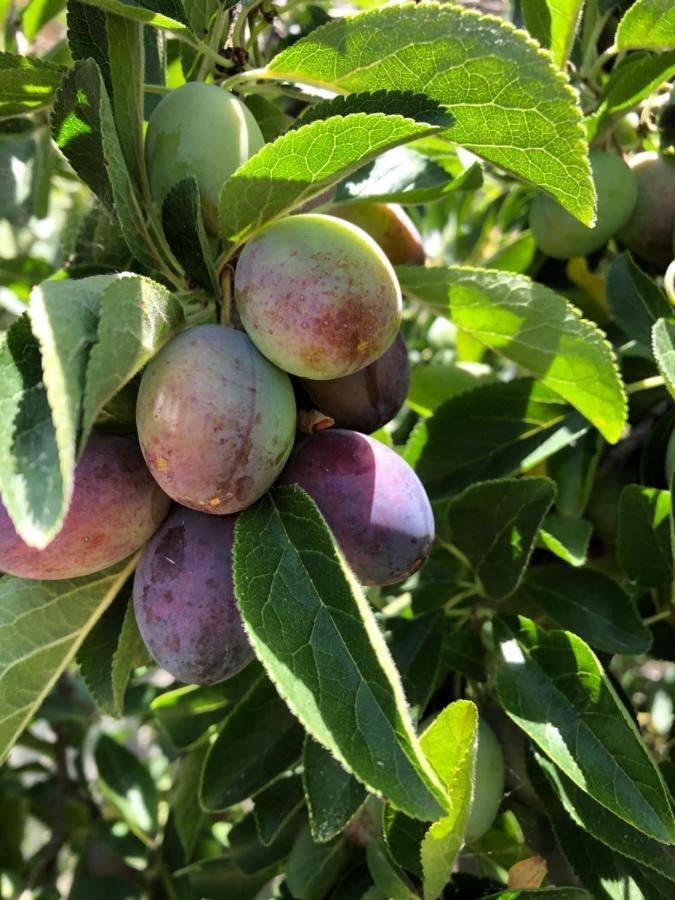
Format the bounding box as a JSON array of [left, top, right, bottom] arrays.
[[136, 325, 296, 515], [133, 506, 254, 684], [278, 429, 434, 586], [0, 434, 170, 579]]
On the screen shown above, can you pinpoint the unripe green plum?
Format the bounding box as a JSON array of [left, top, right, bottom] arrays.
[[144, 82, 264, 233], [329, 202, 425, 265], [0, 435, 170, 579], [134, 506, 254, 685], [618, 152, 675, 270], [465, 718, 505, 842], [529, 152, 637, 259], [234, 214, 402, 380], [136, 325, 296, 514]]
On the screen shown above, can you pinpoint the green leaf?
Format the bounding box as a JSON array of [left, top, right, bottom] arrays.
[[397, 266, 627, 444], [408, 359, 494, 417], [414, 379, 588, 499], [293, 90, 453, 131], [420, 701, 478, 900], [618, 486, 673, 587], [22, 0, 67, 40], [531, 750, 675, 886], [447, 477, 555, 600], [80, 273, 185, 447], [303, 737, 367, 843], [334, 146, 481, 205], [495, 615, 675, 844], [366, 842, 418, 900], [483, 892, 592, 900], [0, 52, 63, 120], [598, 51, 675, 119], [523, 0, 585, 69], [388, 612, 444, 717], [606, 253, 671, 351], [254, 774, 305, 847], [440, 627, 486, 683], [106, 13, 145, 189], [265, 2, 594, 223], [547, 431, 603, 519], [287, 826, 353, 900], [162, 177, 219, 293], [0, 556, 136, 764], [94, 733, 159, 837], [616, 0, 675, 50], [78, 589, 149, 715], [218, 112, 444, 254], [151, 663, 262, 750], [539, 515, 592, 567], [200, 673, 304, 812], [517, 565, 651, 655], [173, 745, 207, 861], [230, 809, 299, 874], [233, 487, 448, 822], [652, 318, 675, 399], [176, 855, 273, 899], [66, 0, 111, 96], [74, 0, 188, 33]]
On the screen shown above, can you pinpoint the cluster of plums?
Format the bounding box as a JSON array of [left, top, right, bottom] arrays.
[[0, 82, 433, 686], [530, 149, 675, 269]]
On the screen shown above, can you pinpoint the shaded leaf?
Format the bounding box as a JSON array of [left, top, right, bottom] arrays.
[[538, 515, 592, 567], [652, 318, 675, 399], [287, 825, 353, 900], [0, 51, 63, 120], [606, 253, 670, 351], [95, 733, 159, 837], [162, 177, 219, 293], [254, 774, 305, 847], [618, 486, 673, 587], [303, 737, 366, 844]]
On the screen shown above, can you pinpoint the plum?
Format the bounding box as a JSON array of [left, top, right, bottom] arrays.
[[144, 82, 264, 233], [234, 214, 402, 380], [136, 325, 296, 515], [133, 506, 254, 684], [530, 151, 637, 259], [299, 333, 410, 433], [618, 152, 675, 270], [465, 718, 505, 842], [329, 202, 425, 265], [0, 434, 170, 580], [277, 429, 434, 586]]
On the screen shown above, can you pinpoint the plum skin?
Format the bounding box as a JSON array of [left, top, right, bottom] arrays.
[[0, 434, 170, 580], [466, 718, 505, 842], [234, 214, 402, 380], [329, 203, 425, 265], [134, 506, 254, 685], [136, 325, 297, 515], [618, 152, 675, 269], [530, 151, 637, 259], [144, 83, 264, 233], [299, 332, 410, 434], [277, 429, 434, 586]]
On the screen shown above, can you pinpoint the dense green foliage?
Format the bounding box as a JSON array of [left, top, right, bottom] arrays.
[[0, 0, 674, 898]]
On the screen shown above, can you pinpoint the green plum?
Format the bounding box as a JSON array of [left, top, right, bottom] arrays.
[[234, 214, 402, 379], [618, 152, 675, 270], [466, 718, 505, 842], [530, 151, 637, 259], [145, 82, 264, 233]]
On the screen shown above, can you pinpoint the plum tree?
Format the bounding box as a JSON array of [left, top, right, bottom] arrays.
[[617, 152, 675, 270], [133, 507, 254, 685], [234, 214, 402, 379], [529, 152, 637, 259], [136, 325, 296, 514], [465, 718, 505, 842], [144, 82, 264, 233], [328, 203, 425, 265], [0, 435, 170, 579], [277, 429, 434, 585], [299, 333, 410, 433]]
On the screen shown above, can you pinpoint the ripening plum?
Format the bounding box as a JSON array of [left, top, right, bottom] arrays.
[[299, 333, 410, 433], [529, 151, 637, 259], [617, 152, 675, 269], [329, 202, 425, 265], [234, 214, 402, 380], [465, 718, 505, 842], [144, 82, 264, 233], [133, 506, 254, 684], [277, 429, 434, 585], [136, 325, 296, 514], [0, 434, 170, 579]]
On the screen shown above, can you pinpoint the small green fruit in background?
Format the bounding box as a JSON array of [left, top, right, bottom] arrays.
[[329, 202, 425, 265], [466, 718, 505, 842], [529, 151, 637, 259], [234, 213, 402, 380], [618, 152, 675, 270], [145, 82, 264, 233]]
